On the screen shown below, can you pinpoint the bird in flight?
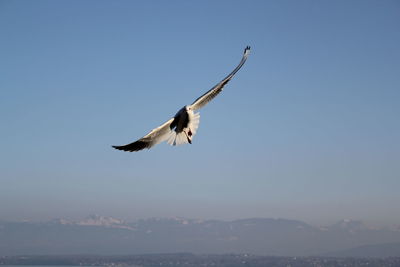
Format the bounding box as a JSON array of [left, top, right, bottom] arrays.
[[112, 46, 250, 152]]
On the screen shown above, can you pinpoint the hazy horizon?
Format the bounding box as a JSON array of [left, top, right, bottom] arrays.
[[2, 215, 400, 257], [1, 210, 398, 229], [1, 0, 399, 229]]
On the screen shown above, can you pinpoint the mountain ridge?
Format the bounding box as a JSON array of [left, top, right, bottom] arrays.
[[1, 215, 399, 257]]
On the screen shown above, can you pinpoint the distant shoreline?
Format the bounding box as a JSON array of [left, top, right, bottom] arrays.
[[1, 254, 400, 267]]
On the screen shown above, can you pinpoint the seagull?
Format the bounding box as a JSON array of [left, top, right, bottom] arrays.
[[112, 46, 250, 152]]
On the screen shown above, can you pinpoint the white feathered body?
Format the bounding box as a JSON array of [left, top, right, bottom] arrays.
[[167, 106, 200, 146]]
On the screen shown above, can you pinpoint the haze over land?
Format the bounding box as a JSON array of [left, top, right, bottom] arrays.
[[1, 215, 400, 257]]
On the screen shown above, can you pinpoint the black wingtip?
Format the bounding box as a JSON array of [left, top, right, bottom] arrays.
[[244, 46, 251, 53], [112, 145, 126, 151], [112, 145, 132, 152], [112, 140, 149, 152]]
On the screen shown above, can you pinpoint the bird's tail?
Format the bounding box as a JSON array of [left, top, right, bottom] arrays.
[[167, 131, 189, 146]]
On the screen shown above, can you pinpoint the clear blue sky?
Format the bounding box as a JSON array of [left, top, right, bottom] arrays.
[[1, 0, 399, 226]]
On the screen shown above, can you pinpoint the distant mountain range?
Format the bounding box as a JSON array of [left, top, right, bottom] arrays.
[[1, 215, 399, 257]]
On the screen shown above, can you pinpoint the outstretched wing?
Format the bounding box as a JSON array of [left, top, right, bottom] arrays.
[[112, 118, 175, 152], [190, 46, 250, 111]]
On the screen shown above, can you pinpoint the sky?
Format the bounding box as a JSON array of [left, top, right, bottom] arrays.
[[0, 0, 399, 227]]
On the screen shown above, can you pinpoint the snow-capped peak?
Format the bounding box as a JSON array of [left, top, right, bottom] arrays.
[[77, 214, 124, 227], [75, 215, 135, 230], [331, 219, 367, 232]]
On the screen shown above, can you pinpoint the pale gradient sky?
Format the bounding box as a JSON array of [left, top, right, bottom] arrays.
[[0, 0, 399, 226]]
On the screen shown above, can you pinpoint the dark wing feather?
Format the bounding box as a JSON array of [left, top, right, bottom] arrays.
[[112, 118, 175, 152], [190, 46, 250, 111]]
